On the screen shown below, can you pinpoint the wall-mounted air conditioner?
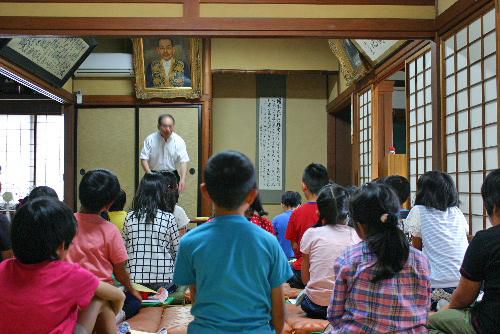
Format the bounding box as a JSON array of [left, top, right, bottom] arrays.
[[74, 53, 134, 77]]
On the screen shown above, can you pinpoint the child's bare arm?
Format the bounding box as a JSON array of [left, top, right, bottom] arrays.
[[189, 285, 197, 304], [113, 261, 142, 301], [94, 281, 126, 315], [271, 285, 285, 334]]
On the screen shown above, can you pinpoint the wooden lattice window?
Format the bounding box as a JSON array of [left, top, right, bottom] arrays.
[[407, 50, 433, 202], [443, 8, 497, 234], [358, 89, 372, 185]]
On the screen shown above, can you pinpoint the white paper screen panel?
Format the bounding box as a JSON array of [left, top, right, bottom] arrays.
[[407, 50, 433, 203], [443, 8, 497, 234], [358, 89, 372, 185]]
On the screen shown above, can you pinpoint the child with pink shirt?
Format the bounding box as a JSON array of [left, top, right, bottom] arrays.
[[300, 183, 361, 319], [0, 197, 125, 334], [67, 169, 141, 319]]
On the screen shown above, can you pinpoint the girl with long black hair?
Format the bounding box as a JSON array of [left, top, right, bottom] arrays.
[[326, 183, 431, 333], [124, 172, 179, 291]]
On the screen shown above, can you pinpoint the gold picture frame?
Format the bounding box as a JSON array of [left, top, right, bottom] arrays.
[[133, 37, 202, 99]]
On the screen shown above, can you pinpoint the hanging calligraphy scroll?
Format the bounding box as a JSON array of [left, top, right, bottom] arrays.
[[256, 74, 286, 203]]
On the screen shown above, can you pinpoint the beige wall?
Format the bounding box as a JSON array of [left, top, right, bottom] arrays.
[[212, 73, 327, 219], [438, 0, 458, 15], [212, 38, 338, 71], [73, 78, 134, 96]]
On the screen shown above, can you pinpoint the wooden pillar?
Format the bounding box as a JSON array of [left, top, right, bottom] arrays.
[[63, 103, 76, 210], [201, 38, 212, 216], [372, 80, 394, 178]]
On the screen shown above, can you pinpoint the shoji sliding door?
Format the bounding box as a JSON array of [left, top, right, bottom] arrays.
[[406, 49, 433, 202], [358, 89, 372, 185], [443, 8, 497, 234]]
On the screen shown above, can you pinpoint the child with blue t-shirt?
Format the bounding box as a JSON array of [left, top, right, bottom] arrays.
[[173, 150, 292, 333], [273, 191, 301, 259]]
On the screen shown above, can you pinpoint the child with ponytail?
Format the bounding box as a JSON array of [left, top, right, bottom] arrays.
[[326, 182, 431, 333]]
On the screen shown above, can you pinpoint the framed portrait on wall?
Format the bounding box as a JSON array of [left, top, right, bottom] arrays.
[[0, 37, 97, 87], [133, 37, 202, 99]]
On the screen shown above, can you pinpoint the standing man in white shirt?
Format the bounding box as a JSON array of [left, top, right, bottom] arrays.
[[140, 114, 190, 192]]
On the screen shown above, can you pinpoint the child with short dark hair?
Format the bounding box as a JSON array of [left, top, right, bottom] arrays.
[[381, 175, 410, 219], [28, 185, 59, 201], [173, 151, 292, 333], [286, 163, 329, 288], [0, 197, 125, 334], [428, 169, 500, 334], [300, 183, 360, 319], [404, 171, 468, 309], [273, 191, 301, 259], [108, 189, 127, 231], [327, 183, 431, 333], [67, 169, 141, 319]]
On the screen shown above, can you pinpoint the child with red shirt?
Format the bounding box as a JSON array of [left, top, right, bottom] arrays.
[[67, 169, 142, 319], [286, 163, 329, 288], [245, 196, 276, 235], [0, 197, 125, 334]]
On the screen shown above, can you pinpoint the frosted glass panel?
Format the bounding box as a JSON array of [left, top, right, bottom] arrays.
[[485, 147, 498, 170], [446, 115, 455, 134], [470, 149, 483, 171], [417, 73, 424, 90], [457, 48, 468, 70], [456, 28, 467, 49], [410, 93, 416, 110], [472, 215, 483, 235], [446, 76, 455, 94], [470, 84, 482, 107], [470, 129, 482, 149], [461, 193, 469, 213], [471, 198, 483, 215], [469, 40, 481, 63], [484, 78, 497, 102], [410, 143, 416, 157], [458, 173, 469, 192], [446, 96, 455, 115], [425, 87, 431, 104], [469, 18, 481, 41], [426, 139, 432, 155], [470, 62, 482, 85], [410, 126, 416, 141], [483, 9, 495, 33], [425, 51, 431, 69], [470, 106, 482, 128], [417, 56, 424, 72], [426, 122, 432, 138], [484, 55, 496, 79], [417, 91, 424, 106], [484, 32, 496, 56], [457, 111, 468, 131], [458, 152, 468, 172], [447, 135, 456, 153], [457, 70, 468, 91], [410, 78, 415, 93], [457, 90, 468, 110], [425, 69, 431, 86], [447, 154, 456, 172], [458, 131, 468, 151], [410, 176, 417, 192], [417, 108, 424, 123], [446, 57, 455, 76], [418, 141, 424, 157], [425, 105, 432, 121], [471, 172, 484, 193], [485, 124, 497, 147], [418, 158, 425, 172], [409, 111, 416, 126], [445, 37, 454, 57], [408, 61, 415, 78], [410, 159, 416, 174], [426, 157, 432, 170], [485, 102, 497, 124]]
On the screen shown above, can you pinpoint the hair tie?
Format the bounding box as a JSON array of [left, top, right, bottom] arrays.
[[380, 213, 389, 223]]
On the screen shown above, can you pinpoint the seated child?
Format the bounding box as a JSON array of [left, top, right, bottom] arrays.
[[300, 183, 361, 319], [286, 163, 329, 288], [67, 169, 141, 319], [0, 197, 125, 334], [245, 196, 276, 235], [272, 191, 301, 259], [108, 189, 127, 232], [27, 185, 59, 201], [380, 175, 410, 219], [428, 169, 500, 334], [327, 182, 430, 333], [404, 171, 468, 309], [157, 170, 190, 236], [173, 150, 292, 333], [124, 173, 179, 291]]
